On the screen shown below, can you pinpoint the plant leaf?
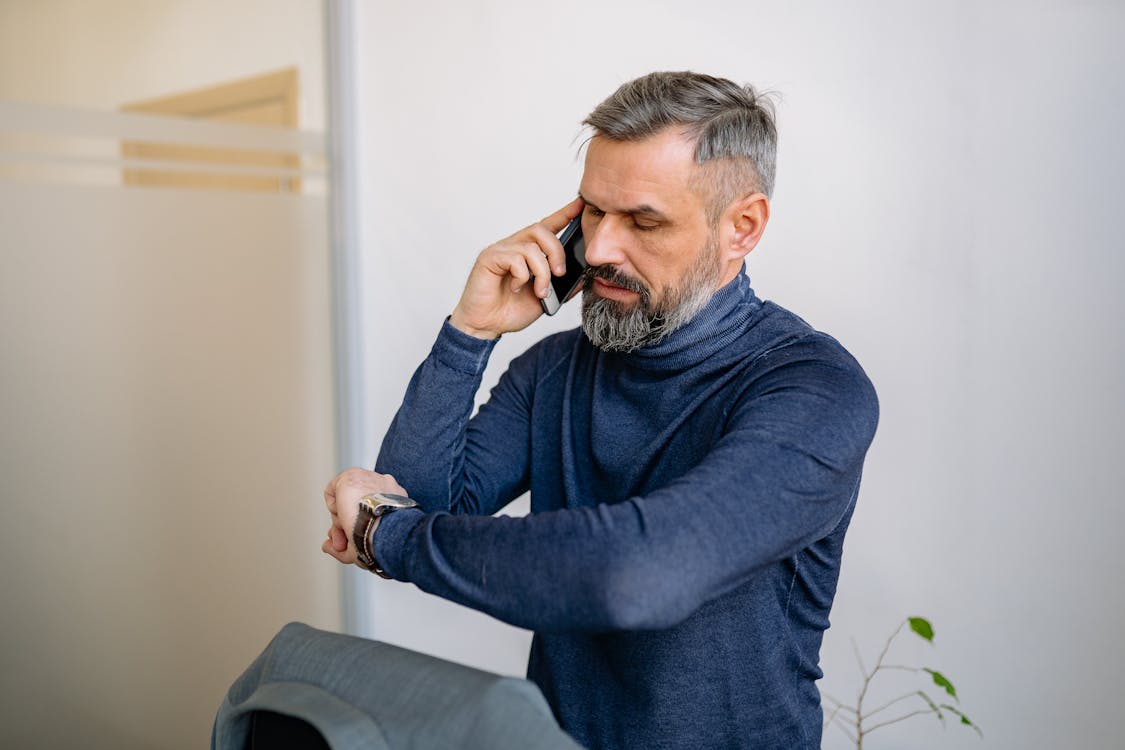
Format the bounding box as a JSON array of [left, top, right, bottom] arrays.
[[940, 704, 983, 738], [924, 668, 958, 701], [909, 617, 934, 642]]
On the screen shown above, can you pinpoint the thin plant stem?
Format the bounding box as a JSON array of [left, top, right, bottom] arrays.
[[864, 709, 935, 734], [863, 691, 920, 720], [851, 636, 868, 677], [829, 712, 858, 744], [854, 619, 907, 749], [871, 621, 906, 675], [822, 692, 858, 715]]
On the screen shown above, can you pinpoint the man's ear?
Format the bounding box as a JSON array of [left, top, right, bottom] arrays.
[[721, 192, 770, 262]]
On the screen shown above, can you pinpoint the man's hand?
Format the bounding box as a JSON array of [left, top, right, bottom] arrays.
[[321, 468, 408, 567], [449, 197, 584, 339]]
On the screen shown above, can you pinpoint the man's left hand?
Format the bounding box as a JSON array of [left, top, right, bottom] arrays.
[[321, 468, 408, 567]]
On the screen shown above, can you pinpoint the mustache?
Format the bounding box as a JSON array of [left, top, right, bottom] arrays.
[[582, 264, 649, 297]]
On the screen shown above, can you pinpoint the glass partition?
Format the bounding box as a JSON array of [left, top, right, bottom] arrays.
[[0, 3, 337, 747]]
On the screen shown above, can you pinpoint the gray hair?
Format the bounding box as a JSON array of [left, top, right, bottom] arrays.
[[583, 71, 778, 223]]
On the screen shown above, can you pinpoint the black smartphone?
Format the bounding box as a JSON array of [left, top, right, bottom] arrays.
[[541, 215, 587, 316]]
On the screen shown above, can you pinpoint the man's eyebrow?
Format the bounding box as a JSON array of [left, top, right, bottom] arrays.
[[578, 194, 669, 220], [626, 204, 668, 220]]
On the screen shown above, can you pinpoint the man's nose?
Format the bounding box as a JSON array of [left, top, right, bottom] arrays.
[[582, 215, 627, 269]]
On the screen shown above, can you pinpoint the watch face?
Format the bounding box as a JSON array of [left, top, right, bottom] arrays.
[[375, 492, 414, 507], [364, 492, 418, 511]]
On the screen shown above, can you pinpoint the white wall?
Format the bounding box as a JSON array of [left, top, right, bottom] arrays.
[[354, 1, 1125, 748]]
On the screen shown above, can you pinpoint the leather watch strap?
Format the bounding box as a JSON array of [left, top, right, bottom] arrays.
[[353, 501, 383, 575], [352, 492, 418, 579]]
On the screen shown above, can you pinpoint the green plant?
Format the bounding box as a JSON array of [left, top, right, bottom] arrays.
[[822, 616, 982, 749]]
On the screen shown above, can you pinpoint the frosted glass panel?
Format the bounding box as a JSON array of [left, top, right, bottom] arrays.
[[0, 100, 326, 191], [0, 180, 337, 746], [0, 2, 335, 746]]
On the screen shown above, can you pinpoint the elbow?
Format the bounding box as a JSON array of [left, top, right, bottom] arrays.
[[595, 594, 655, 632], [589, 556, 697, 632]]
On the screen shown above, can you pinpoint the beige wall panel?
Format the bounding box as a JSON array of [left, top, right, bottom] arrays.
[[0, 182, 339, 748]]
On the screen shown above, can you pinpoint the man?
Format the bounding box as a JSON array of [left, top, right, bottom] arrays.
[[322, 71, 879, 749]]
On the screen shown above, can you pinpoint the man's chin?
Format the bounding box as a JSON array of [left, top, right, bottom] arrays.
[[589, 290, 634, 308], [583, 291, 639, 317]]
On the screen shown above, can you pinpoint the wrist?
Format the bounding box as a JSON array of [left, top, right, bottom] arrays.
[[448, 310, 501, 340], [353, 492, 419, 578]]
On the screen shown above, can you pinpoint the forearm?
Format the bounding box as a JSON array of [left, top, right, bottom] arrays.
[[374, 440, 867, 634], [375, 319, 533, 516], [373, 501, 686, 634]]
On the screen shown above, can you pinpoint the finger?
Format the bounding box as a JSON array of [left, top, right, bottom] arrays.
[[330, 525, 348, 552], [494, 250, 532, 294], [490, 239, 554, 295], [326, 523, 346, 552], [508, 239, 555, 298], [539, 196, 585, 235], [524, 224, 568, 281], [324, 476, 338, 513], [322, 538, 351, 563]]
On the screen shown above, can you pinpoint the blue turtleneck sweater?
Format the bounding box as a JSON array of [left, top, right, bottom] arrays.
[[373, 272, 878, 750]]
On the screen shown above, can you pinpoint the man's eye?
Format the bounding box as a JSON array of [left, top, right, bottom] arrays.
[[633, 221, 658, 231], [585, 207, 605, 218]]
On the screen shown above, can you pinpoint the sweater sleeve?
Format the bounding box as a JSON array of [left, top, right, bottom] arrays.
[[374, 343, 880, 634], [375, 319, 536, 517]]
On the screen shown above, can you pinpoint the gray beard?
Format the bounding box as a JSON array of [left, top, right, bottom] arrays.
[[581, 239, 723, 353]]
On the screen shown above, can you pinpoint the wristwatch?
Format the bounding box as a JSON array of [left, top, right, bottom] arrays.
[[353, 492, 418, 578]]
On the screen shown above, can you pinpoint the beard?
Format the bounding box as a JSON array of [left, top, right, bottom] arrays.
[[580, 235, 724, 353]]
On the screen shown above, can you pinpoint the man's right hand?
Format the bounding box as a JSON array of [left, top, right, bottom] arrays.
[[449, 197, 584, 339]]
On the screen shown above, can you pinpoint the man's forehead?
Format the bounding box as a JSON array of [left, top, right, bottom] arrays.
[[579, 129, 699, 211]]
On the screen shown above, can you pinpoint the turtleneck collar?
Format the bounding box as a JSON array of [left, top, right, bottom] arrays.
[[609, 264, 762, 373]]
